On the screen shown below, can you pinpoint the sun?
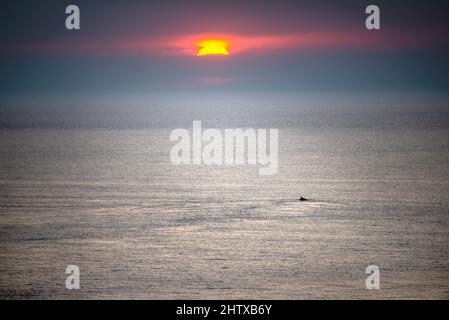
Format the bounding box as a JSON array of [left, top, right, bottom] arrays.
[[197, 39, 230, 56]]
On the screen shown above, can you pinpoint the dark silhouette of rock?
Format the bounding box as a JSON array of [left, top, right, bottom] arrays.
[[299, 196, 307, 201]]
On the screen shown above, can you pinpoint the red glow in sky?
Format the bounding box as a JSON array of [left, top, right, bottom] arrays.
[[5, 27, 448, 58]]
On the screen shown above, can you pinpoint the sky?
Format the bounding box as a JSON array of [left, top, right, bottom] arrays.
[[1, 0, 448, 94]]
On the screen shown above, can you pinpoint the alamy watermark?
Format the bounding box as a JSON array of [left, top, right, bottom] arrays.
[[65, 5, 80, 30], [64, 4, 379, 31], [170, 121, 278, 176], [365, 264, 380, 290], [65, 265, 80, 290]]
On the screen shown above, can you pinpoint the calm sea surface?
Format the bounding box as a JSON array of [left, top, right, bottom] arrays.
[[0, 94, 448, 299]]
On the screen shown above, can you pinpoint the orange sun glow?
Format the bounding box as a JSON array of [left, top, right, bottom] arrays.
[[197, 39, 230, 56]]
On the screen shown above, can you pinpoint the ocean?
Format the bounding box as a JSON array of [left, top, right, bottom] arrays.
[[0, 94, 448, 299]]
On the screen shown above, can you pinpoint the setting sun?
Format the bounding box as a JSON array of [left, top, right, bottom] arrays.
[[197, 39, 230, 56]]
